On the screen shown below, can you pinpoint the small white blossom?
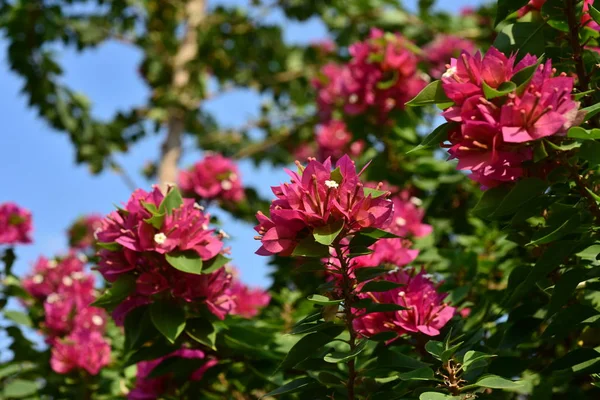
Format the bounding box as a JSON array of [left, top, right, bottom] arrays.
[[47, 293, 60, 304], [325, 180, 339, 189], [92, 315, 104, 326], [221, 180, 233, 191], [398, 291, 406, 297], [77, 254, 88, 263], [93, 227, 102, 240], [154, 233, 167, 245], [229, 173, 238, 182], [395, 217, 407, 226], [193, 203, 205, 210], [32, 275, 44, 284], [410, 196, 423, 206], [71, 272, 85, 280], [442, 66, 457, 79], [62, 276, 73, 287], [349, 94, 358, 104], [218, 229, 230, 239], [48, 260, 58, 269]]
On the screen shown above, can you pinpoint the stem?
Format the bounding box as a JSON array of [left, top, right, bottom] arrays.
[[333, 242, 357, 400], [157, 0, 206, 192], [568, 164, 600, 222], [566, 0, 591, 98]]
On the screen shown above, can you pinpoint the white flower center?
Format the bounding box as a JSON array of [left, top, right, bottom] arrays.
[[325, 180, 339, 189], [218, 229, 230, 239], [48, 260, 58, 269], [229, 173, 238, 182], [154, 233, 167, 245], [193, 203, 204, 210], [442, 66, 457, 79], [71, 272, 85, 280], [93, 228, 102, 240], [395, 217, 407, 226], [92, 315, 104, 326], [32, 275, 44, 284], [62, 276, 73, 287], [202, 223, 209, 230], [77, 254, 88, 263], [349, 94, 358, 104], [398, 291, 406, 297], [410, 196, 423, 206], [47, 293, 60, 304], [221, 180, 233, 190]]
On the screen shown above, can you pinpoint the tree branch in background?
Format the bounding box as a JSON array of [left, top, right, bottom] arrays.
[[158, 0, 206, 192]]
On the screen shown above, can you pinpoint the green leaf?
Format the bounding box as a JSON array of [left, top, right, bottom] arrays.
[[360, 280, 405, 292], [398, 367, 436, 381], [378, 349, 432, 369], [425, 341, 443, 360], [363, 187, 388, 198], [579, 140, 600, 167], [186, 318, 217, 350], [3, 311, 32, 328], [482, 81, 516, 99], [377, 70, 399, 90], [407, 123, 452, 154], [124, 306, 157, 353], [201, 254, 231, 274], [330, 167, 343, 184], [142, 201, 165, 229], [292, 236, 330, 258], [441, 341, 464, 363], [165, 250, 203, 274], [3, 379, 39, 398], [96, 241, 121, 251], [149, 300, 186, 344], [261, 377, 317, 398], [159, 187, 183, 215], [512, 56, 544, 94], [568, 126, 600, 139], [581, 102, 600, 121], [542, 304, 598, 339], [307, 294, 342, 306], [494, 22, 546, 57], [527, 213, 580, 246], [406, 80, 451, 107], [589, 5, 600, 26], [324, 340, 368, 363], [586, 187, 600, 203], [313, 220, 345, 246], [278, 330, 340, 370], [491, 178, 548, 218], [547, 269, 588, 319], [92, 275, 136, 311], [495, 0, 530, 26], [0, 362, 36, 380], [420, 392, 459, 400], [350, 228, 398, 248], [471, 374, 525, 389], [463, 351, 496, 372]]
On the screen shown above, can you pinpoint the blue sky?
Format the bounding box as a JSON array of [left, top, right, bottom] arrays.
[[0, 0, 485, 289]]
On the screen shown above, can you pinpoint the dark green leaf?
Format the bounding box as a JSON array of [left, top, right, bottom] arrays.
[[490, 178, 548, 218], [482, 81, 516, 99], [542, 304, 598, 339], [307, 295, 342, 306], [360, 280, 405, 292], [589, 5, 600, 26], [124, 306, 157, 352], [579, 140, 600, 167], [278, 330, 340, 370], [159, 187, 184, 215], [186, 318, 217, 350], [406, 80, 451, 106], [512, 56, 544, 94], [495, 0, 530, 26], [324, 340, 368, 363], [398, 367, 436, 381], [527, 213, 580, 246], [292, 236, 330, 258], [165, 250, 203, 274], [441, 341, 464, 363], [407, 123, 452, 154], [202, 254, 231, 274], [425, 341, 443, 360], [96, 241, 121, 251], [92, 274, 136, 311], [494, 22, 546, 57], [463, 351, 496, 372], [261, 377, 317, 398], [313, 220, 344, 246], [471, 374, 525, 389], [149, 300, 186, 344]]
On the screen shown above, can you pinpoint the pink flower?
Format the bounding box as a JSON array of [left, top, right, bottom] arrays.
[[316, 120, 365, 162], [23, 254, 86, 300], [388, 191, 432, 238], [353, 269, 456, 340], [129, 348, 214, 400], [583, 0, 600, 32], [353, 238, 419, 269], [227, 269, 270, 318], [51, 330, 111, 375], [440, 48, 581, 188], [518, 0, 546, 17], [0, 202, 32, 245], [179, 153, 245, 203], [68, 214, 103, 249], [96, 186, 231, 321], [423, 35, 477, 79], [255, 155, 394, 256]]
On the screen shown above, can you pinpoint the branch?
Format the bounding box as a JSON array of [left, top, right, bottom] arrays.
[[566, 0, 591, 99], [157, 0, 206, 192]]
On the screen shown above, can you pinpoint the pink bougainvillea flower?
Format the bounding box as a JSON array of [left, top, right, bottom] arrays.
[[353, 269, 456, 340], [50, 330, 111, 375], [439, 48, 581, 188], [583, 0, 600, 31], [316, 120, 365, 162], [227, 268, 271, 318], [423, 35, 477, 78], [95, 186, 232, 321], [67, 214, 103, 249], [179, 153, 245, 203], [0, 202, 32, 245], [128, 348, 215, 400], [518, 0, 546, 17], [23, 254, 86, 300], [255, 155, 393, 256], [354, 238, 419, 269]]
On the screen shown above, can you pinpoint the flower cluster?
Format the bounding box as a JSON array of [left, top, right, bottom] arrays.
[[316, 120, 365, 162], [441, 47, 582, 188], [96, 186, 234, 321], [0, 202, 32, 245], [129, 348, 217, 400], [313, 28, 427, 123], [68, 214, 103, 250], [22, 254, 111, 375], [179, 153, 245, 203], [423, 35, 477, 79], [254, 155, 394, 256], [353, 269, 456, 339]]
